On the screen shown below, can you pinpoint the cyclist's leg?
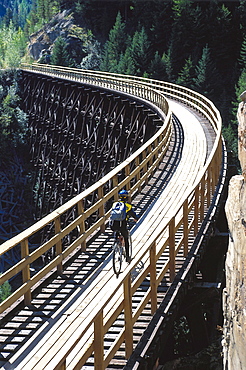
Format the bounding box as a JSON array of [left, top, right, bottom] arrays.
[[111, 221, 120, 241], [114, 230, 120, 240], [120, 221, 130, 261]]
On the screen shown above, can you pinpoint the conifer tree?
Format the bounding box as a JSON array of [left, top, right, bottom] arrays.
[[37, 0, 46, 23], [100, 46, 110, 72], [0, 73, 28, 159], [192, 45, 218, 99], [130, 27, 150, 77], [172, 0, 192, 19], [235, 68, 246, 107], [2, 8, 13, 27], [238, 35, 246, 69], [24, 2, 39, 35], [149, 51, 165, 80], [161, 49, 173, 82], [50, 36, 73, 67], [100, 12, 126, 73], [170, 0, 196, 76], [117, 47, 135, 75], [0, 22, 26, 68], [192, 45, 210, 93], [176, 56, 193, 87], [36, 0, 59, 24]]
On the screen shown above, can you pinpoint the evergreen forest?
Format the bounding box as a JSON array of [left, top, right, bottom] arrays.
[[0, 0, 245, 234], [0, 0, 246, 159]]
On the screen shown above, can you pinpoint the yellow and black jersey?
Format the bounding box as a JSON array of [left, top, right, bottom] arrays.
[[124, 202, 138, 220]]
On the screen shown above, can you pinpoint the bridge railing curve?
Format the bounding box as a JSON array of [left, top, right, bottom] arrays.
[[0, 64, 223, 369]]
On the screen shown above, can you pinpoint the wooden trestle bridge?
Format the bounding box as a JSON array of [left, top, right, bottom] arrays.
[[0, 64, 227, 370]]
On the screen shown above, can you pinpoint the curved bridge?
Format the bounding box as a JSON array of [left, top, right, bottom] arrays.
[[0, 65, 226, 370]]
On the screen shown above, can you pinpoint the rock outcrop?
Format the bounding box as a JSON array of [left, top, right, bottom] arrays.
[[28, 10, 73, 60], [238, 92, 246, 180], [223, 92, 246, 369], [28, 10, 91, 65]]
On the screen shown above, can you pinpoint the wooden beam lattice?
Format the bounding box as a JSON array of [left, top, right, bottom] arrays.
[[21, 73, 160, 232]]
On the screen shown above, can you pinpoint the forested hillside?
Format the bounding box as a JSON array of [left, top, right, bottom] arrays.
[[1, 0, 246, 160], [0, 0, 245, 223]]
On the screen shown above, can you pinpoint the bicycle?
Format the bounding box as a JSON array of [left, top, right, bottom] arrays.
[[112, 231, 132, 277]]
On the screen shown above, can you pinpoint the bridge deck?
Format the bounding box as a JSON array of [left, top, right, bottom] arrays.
[[0, 101, 215, 370]]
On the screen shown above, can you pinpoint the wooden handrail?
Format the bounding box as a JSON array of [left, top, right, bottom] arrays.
[[0, 64, 223, 369]]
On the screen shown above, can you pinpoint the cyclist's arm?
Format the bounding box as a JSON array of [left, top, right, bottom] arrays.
[[127, 208, 139, 221]]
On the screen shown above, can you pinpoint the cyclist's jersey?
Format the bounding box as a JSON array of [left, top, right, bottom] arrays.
[[110, 202, 138, 236], [124, 202, 138, 221]]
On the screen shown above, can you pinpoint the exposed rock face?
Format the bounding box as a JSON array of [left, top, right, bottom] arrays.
[[223, 92, 246, 369], [238, 93, 246, 180], [28, 10, 73, 60], [28, 10, 87, 64]]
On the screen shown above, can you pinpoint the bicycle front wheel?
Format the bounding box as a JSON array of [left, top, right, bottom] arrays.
[[113, 242, 122, 277]]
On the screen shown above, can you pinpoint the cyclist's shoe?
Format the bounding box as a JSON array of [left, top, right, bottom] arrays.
[[126, 256, 131, 263]]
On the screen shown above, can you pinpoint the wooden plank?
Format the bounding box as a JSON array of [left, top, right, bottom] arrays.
[[124, 275, 133, 358], [94, 311, 104, 370], [150, 242, 157, 315]]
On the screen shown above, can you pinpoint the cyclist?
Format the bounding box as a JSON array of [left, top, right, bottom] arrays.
[[110, 189, 139, 263]]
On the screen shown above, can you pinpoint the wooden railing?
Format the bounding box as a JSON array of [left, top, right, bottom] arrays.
[[0, 65, 172, 313], [0, 64, 223, 369]]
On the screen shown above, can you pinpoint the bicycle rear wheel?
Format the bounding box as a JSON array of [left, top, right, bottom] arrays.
[[113, 242, 122, 277]]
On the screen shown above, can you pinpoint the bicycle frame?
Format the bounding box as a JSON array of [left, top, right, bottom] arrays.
[[112, 231, 132, 277]]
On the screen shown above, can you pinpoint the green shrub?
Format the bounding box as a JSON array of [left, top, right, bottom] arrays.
[[0, 277, 11, 302]]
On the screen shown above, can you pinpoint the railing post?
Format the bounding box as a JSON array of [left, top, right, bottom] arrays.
[[21, 238, 31, 306], [112, 175, 118, 201], [211, 157, 216, 193], [207, 167, 211, 206], [98, 185, 105, 232], [94, 310, 104, 370], [125, 164, 130, 192], [57, 362, 66, 370], [169, 217, 175, 282], [135, 156, 141, 192], [215, 145, 220, 183], [77, 200, 86, 252], [194, 187, 199, 236], [54, 217, 63, 275], [217, 137, 222, 180], [150, 241, 157, 314], [124, 274, 133, 358], [150, 140, 157, 176], [183, 199, 188, 256], [214, 145, 220, 189], [200, 176, 205, 222], [143, 149, 148, 185]]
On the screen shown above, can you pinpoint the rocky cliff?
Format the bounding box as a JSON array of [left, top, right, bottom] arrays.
[[28, 10, 101, 68], [223, 93, 246, 369]]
